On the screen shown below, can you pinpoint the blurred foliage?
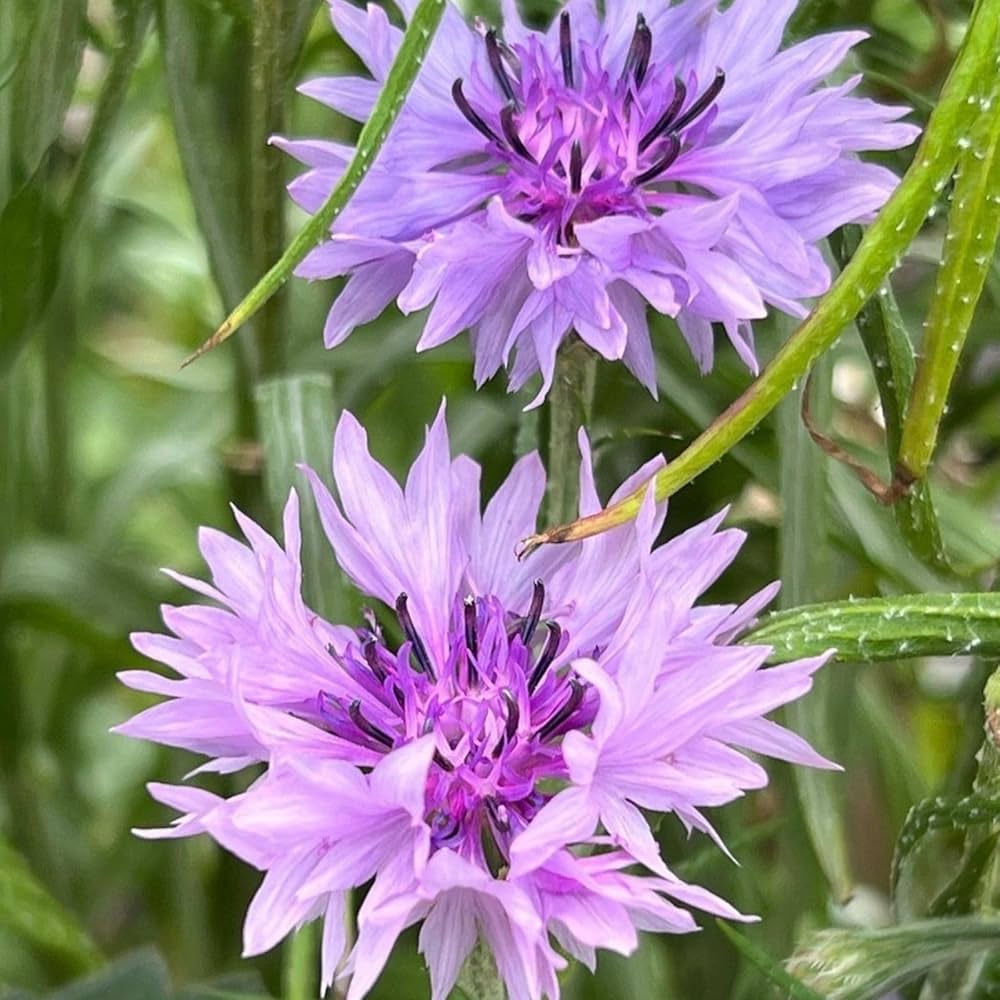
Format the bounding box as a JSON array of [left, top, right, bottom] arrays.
[[0, 0, 998, 998]]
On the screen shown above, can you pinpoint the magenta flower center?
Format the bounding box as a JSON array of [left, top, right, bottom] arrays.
[[452, 12, 724, 244], [320, 581, 592, 871]]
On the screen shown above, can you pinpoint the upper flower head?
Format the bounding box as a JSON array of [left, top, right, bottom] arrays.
[[282, 0, 919, 404], [117, 407, 833, 999]]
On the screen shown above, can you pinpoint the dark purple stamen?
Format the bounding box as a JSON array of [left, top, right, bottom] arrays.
[[500, 103, 535, 162], [639, 77, 687, 154], [521, 579, 545, 644], [362, 638, 387, 683], [464, 597, 479, 685], [537, 678, 585, 740], [501, 688, 520, 743], [349, 699, 393, 748], [570, 141, 583, 193], [528, 622, 562, 693], [451, 79, 500, 142], [668, 68, 725, 135], [559, 12, 574, 89], [434, 750, 455, 772], [395, 593, 436, 680], [634, 134, 681, 185], [486, 30, 517, 104], [621, 13, 652, 89]]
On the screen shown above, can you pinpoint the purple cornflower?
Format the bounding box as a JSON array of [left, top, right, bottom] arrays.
[[280, 0, 918, 405], [117, 408, 833, 999]]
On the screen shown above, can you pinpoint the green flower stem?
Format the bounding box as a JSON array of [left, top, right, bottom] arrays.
[[544, 337, 598, 525], [896, 67, 1000, 482], [184, 0, 447, 366], [283, 924, 318, 1000], [520, 0, 1000, 553]]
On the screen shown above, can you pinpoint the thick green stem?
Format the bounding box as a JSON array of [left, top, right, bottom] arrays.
[[521, 0, 1000, 551], [544, 338, 597, 525], [282, 924, 318, 1000]]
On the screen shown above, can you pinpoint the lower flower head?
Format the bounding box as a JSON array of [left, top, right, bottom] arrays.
[[283, 0, 919, 404], [117, 407, 833, 999]]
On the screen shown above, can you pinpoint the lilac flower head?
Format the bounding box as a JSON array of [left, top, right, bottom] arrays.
[[117, 407, 833, 999], [283, 0, 919, 404]]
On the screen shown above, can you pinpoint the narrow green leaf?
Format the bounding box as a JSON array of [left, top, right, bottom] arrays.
[[186, 0, 448, 363], [0, 840, 102, 975], [929, 833, 999, 918], [716, 921, 825, 1000], [786, 918, 1000, 1000], [254, 373, 342, 620], [778, 351, 853, 903], [746, 593, 1000, 664], [898, 64, 1000, 482], [890, 793, 1000, 895]]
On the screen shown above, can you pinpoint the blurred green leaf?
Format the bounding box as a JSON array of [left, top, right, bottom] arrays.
[[46, 950, 167, 1000], [748, 593, 1000, 663], [787, 917, 1000, 1000], [0, 540, 162, 644], [778, 354, 853, 904], [0, 177, 63, 371], [0, 0, 86, 203], [156, 0, 253, 312], [0, 839, 102, 976], [254, 372, 342, 619]]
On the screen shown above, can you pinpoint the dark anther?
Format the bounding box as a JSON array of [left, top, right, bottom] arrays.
[[634, 134, 681, 185], [621, 13, 652, 89], [362, 638, 388, 683], [500, 103, 535, 162], [639, 78, 687, 153], [349, 700, 393, 748], [668, 67, 725, 135], [395, 593, 436, 680], [559, 11, 574, 88], [501, 688, 520, 743], [464, 596, 479, 686], [433, 750, 455, 772], [464, 597, 479, 657], [451, 79, 500, 142], [485, 797, 511, 834], [528, 622, 562, 693], [521, 579, 545, 644], [486, 29, 517, 104], [537, 679, 585, 740], [569, 141, 584, 193]]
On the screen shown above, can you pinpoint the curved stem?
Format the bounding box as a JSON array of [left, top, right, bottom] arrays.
[[544, 337, 597, 525]]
